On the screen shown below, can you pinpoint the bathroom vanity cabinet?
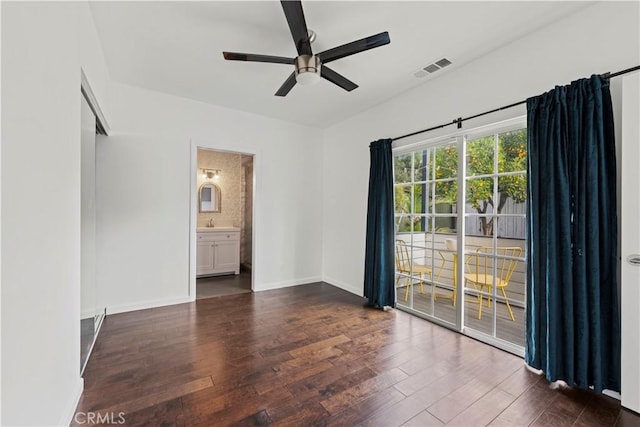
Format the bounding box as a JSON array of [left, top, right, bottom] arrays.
[[196, 228, 240, 277]]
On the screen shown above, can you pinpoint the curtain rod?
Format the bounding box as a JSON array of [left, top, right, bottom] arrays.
[[392, 64, 640, 142]]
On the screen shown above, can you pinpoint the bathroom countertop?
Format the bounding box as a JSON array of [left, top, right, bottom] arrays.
[[196, 227, 240, 232]]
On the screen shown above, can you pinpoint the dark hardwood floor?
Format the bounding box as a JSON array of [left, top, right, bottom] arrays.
[[74, 283, 638, 426], [196, 272, 252, 299]]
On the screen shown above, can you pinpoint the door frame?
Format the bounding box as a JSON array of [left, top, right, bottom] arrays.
[[80, 69, 109, 375], [621, 73, 640, 413], [188, 140, 259, 299]]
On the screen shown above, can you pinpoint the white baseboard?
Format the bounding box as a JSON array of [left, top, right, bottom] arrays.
[[254, 276, 322, 292], [603, 389, 621, 401], [106, 295, 192, 315], [61, 377, 84, 426], [322, 276, 363, 296]]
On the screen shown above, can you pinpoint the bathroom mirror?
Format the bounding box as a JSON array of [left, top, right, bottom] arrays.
[[199, 183, 221, 213]]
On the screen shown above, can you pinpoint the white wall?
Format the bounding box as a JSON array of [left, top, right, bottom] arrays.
[[1, 2, 112, 425], [78, 6, 112, 128], [96, 83, 323, 312], [0, 2, 3, 422], [0, 1, 3, 423], [321, 1, 640, 295]]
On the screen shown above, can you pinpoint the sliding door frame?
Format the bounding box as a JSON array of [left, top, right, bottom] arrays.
[[392, 116, 527, 356]]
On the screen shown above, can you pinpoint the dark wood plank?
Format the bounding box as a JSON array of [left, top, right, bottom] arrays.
[[574, 393, 625, 427], [109, 397, 186, 427], [72, 282, 638, 427], [266, 399, 330, 426], [403, 410, 444, 426], [231, 409, 272, 427], [360, 367, 477, 426], [393, 359, 454, 396], [488, 378, 558, 426], [427, 378, 494, 423], [446, 388, 516, 426], [319, 367, 408, 415], [496, 365, 543, 397], [530, 385, 592, 426], [615, 408, 640, 427], [253, 360, 334, 395], [326, 386, 407, 426]]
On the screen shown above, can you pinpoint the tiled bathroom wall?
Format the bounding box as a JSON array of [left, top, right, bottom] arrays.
[[197, 149, 242, 228]]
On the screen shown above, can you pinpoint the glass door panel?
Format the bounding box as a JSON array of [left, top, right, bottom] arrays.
[[463, 129, 527, 352], [394, 142, 457, 326]]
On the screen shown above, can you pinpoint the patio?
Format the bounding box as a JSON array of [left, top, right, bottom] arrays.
[[397, 284, 526, 347], [395, 233, 527, 349]]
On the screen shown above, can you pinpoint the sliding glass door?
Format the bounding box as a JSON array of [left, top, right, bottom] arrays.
[[394, 138, 459, 327], [393, 119, 527, 355], [463, 128, 527, 353]]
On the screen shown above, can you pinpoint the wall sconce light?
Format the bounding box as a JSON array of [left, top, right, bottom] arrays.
[[201, 169, 221, 181]]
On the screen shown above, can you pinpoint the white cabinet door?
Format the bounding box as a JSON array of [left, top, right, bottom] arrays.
[[196, 241, 214, 275], [621, 73, 640, 413], [214, 240, 240, 273]]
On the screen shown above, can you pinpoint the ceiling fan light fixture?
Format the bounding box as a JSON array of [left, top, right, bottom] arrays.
[[294, 55, 321, 85]]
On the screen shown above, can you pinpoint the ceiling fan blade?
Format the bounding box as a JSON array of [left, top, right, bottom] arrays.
[[223, 52, 294, 65], [318, 31, 390, 64], [275, 72, 297, 97], [281, 1, 312, 56], [320, 66, 358, 92]]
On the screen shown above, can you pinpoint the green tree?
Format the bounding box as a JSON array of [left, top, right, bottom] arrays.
[[439, 130, 527, 235], [467, 130, 527, 235], [393, 130, 527, 236], [394, 153, 427, 232]]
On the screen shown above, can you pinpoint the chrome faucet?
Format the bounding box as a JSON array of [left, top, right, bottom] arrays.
[[208, 217, 215, 228]]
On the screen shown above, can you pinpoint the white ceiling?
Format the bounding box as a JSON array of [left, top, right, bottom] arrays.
[[89, 1, 593, 128]]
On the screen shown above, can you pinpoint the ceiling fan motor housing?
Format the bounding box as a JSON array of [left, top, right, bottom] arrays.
[[294, 55, 321, 85]]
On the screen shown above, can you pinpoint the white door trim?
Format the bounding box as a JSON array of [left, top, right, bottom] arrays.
[[80, 69, 109, 135], [621, 72, 640, 413]]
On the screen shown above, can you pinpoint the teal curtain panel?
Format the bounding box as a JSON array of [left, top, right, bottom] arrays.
[[526, 75, 620, 393], [364, 139, 395, 309]]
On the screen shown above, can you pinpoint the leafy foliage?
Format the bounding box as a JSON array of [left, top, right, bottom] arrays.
[[394, 129, 527, 235]]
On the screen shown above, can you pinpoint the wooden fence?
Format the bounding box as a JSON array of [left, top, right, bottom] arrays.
[[465, 199, 526, 239]]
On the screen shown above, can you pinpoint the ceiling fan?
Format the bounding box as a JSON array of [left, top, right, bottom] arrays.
[[222, 0, 390, 97]]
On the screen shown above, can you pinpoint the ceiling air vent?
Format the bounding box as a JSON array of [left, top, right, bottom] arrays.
[[435, 58, 452, 68], [414, 57, 453, 78], [424, 64, 440, 73]]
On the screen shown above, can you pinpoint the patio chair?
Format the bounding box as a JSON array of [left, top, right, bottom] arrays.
[[464, 246, 522, 321], [395, 240, 443, 302], [434, 240, 458, 306]]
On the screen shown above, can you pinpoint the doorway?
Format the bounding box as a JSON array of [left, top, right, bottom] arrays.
[[193, 148, 254, 299]]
